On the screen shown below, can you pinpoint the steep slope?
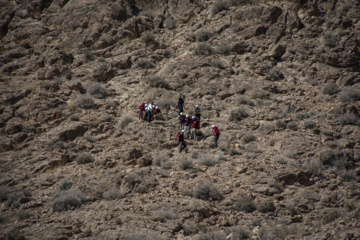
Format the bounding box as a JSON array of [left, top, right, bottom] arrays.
[[1, 0, 360, 239]]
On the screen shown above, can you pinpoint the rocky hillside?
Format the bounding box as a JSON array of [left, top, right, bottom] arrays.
[[1, 0, 360, 239]]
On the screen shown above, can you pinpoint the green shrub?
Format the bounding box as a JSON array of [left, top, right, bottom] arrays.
[[229, 106, 248, 121], [51, 190, 84, 212], [87, 83, 107, 99], [59, 180, 73, 190], [143, 75, 170, 89], [304, 118, 316, 129], [257, 200, 276, 213], [76, 152, 94, 164], [295, 111, 315, 120], [76, 95, 95, 109], [118, 115, 135, 129], [337, 113, 359, 125], [287, 121, 297, 130], [133, 58, 155, 69], [210, 0, 231, 16], [276, 120, 286, 129], [195, 29, 213, 42], [339, 88, 360, 102], [192, 181, 223, 201], [322, 83, 339, 95], [234, 195, 256, 212], [193, 43, 214, 56], [323, 31, 338, 47]]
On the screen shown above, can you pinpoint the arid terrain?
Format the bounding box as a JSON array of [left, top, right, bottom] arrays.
[[0, 0, 360, 239]]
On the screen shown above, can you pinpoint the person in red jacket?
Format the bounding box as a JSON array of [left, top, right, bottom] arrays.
[[179, 112, 186, 130], [177, 130, 187, 153], [138, 103, 146, 120], [184, 115, 192, 134], [212, 125, 221, 148], [190, 116, 200, 140]]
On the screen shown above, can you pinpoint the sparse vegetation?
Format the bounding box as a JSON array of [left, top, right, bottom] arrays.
[[216, 43, 231, 55], [323, 31, 338, 47], [76, 152, 94, 164], [287, 121, 298, 130], [257, 223, 297, 240], [337, 113, 359, 125], [125, 230, 165, 240], [267, 68, 284, 81], [197, 156, 219, 167], [195, 29, 213, 42], [178, 158, 194, 170], [87, 83, 107, 99], [302, 158, 323, 175], [164, 16, 177, 30], [51, 190, 84, 212], [229, 106, 248, 121], [102, 187, 126, 200], [339, 88, 360, 102], [322, 210, 341, 224], [210, 0, 231, 16], [195, 231, 226, 240], [76, 95, 95, 109], [153, 154, 172, 169], [242, 133, 256, 144], [0, 187, 8, 202], [276, 119, 286, 129], [257, 200, 276, 213], [296, 111, 315, 120], [322, 83, 339, 95], [193, 43, 214, 56], [6, 190, 31, 208], [304, 118, 315, 129], [234, 195, 256, 212], [59, 180, 73, 190], [155, 99, 175, 111], [192, 181, 223, 201], [153, 209, 178, 222], [141, 31, 156, 45], [211, 58, 226, 69], [118, 115, 135, 129], [143, 75, 170, 89], [133, 58, 155, 69]]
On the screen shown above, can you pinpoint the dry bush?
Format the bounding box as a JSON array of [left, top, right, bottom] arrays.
[[164, 16, 177, 30], [257, 200, 276, 213], [50, 141, 67, 151], [195, 231, 226, 240], [216, 43, 231, 55], [229, 106, 248, 121], [211, 58, 226, 69], [155, 99, 175, 111], [59, 180, 73, 190], [257, 224, 297, 240], [322, 83, 339, 95], [118, 115, 135, 129], [178, 158, 194, 170], [210, 0, 231, 16], [337, 113, 359, 125], [268, 179, 282, 192], [304, 118, 316, 129], [287, 121, 297, 130], [153, 209, 178, 222], [143, 75, 170, 89], [51, 190, 84, 212], [76, 152, 94, 164], [87, 83, 107, 99], [237, 96, 255, 106], [133, 58, 155, 69], [141, 31, 156, 44], [195, 29, 213, 42], [102, 187, 126, 200], [197, 156, 219, 167], [275, 155, 287, 165], [267, 68, 284, 81], [76, 95, 95, 109], [192, 181, 223, 201], [339, 88, 360, 102], [276, 120, 286, 129], [234, 195, 256, 212], [242, 133, 256, 144], [18, 210, 32, 220], [124, 230, 166, 240], [214, 151, 227, 161], [296, 111, 315, 120], [0, 187, 8, 202], [322, 210, 341, 224], [323, 31, 338, 47], [193, 43, 214, 56], [6, 190, 32, 208], [153, 154, 172, 169]]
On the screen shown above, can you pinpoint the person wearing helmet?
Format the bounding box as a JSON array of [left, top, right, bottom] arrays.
[[212, 125, 221, 148], [194, 105, 201, 121], [179, 112, 186, 130], [178, 95, 185, 115], [190, 116, 200, 140], [176, 129, 187, 153], [138, 102, 146, 120], [184, 115, 192, 134], [153, 106, 161, 120]]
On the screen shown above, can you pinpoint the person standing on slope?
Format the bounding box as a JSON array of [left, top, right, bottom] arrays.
[[178, 95, 184, 115], [190, 116, 200, 140], [212, 125, 221, 148], [179, 112, 186, 131], [194, 105, 201, 121], [177, 130, 187, 153]]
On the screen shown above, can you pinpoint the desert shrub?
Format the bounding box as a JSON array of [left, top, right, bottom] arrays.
[[339, 88, 360, 102], [322, 83, 339, 95], [229, 106, 248, 121], [296, 111, 315, 120], [59, 180, 73, 190], [76, 95, 95, 109], [270, 111, 286, 120], [229, 147, 241, 156], [118, 115, 135, 129], [102, 187, 126, 200], [214, 151, 227, 161], [153, 154, 172, 169], [50, 141, 67, 151], [18, 210, 32, 220], [275, 155, 287, 165], [268, 179, 282, 191], [267, 68, 284, 81], [210, 0, 231, 16], [230, 226, 250, 240], [287, 121, 297, 130], [322, 210, 341, 224], [195, 231, 226, 240], [323, 31, 338, 47], [302, 158, 324, 175], [6, 190, 31, 208], [234, 195, 256, 212], [155, 99, 175, 111], [123, 173, 142, 189], [153, 209, 178, 222], [211, 58, 226, 69], [257, 224, 296, 240], [133, 58, 155, 69], [76, 152, 94, 164], [143, 75, 170, 89], [125, 230, 165, 240], [141, 31, 156, 44], [216, 43, 231, 55], [51, 190, 84, 212], [84, 134, 97, 143], [70, 114, 80, 121], [193, 43, 214, 56], [195, 29, 213, 42], [192, 181, 223, 201], [304, 118, 316, 129], [276, 120, 286, 129], [197, 156, 219, 167], [87, 83, 107, 99], [337, 113, 359, 125], [164, 16, 177, 30], [287, 45, 296, 54], [219, 142, 229, 152], [178, 158, 194, 170], [0, 187, 8, 202], [242, 133, 256, 143], [237, 96, 254, 106], [257, 200, 276, 213]]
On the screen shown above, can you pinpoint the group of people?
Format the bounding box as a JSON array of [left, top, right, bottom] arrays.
[[138, 102, 162, 122], [137, 95, 221, 153]]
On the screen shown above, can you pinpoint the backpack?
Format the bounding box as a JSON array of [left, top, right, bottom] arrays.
[[213, 127, 220, 135], [139, 103, 145, 110]]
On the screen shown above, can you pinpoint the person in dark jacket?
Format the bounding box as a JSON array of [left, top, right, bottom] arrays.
[[178, 95, 184, 115], [212, 125, 221, 148], [177, 130, 187, 153], [195, 105, 201, 121]]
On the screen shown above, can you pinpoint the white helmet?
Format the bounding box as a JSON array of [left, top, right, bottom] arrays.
[[145, 104, 148, 107], [186, 115, 189, 117], [180, 112, 183, 115], [212, 125, 215, 128], [156, 106, 158, 109], [192, 116, 195, 118], [195, 105, 199, 108], [182, 130, 185, 132]]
